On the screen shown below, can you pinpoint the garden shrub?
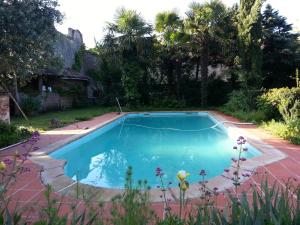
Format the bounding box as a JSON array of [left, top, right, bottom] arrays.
[[0, 122, 31, 148], [224, 89, 262, 112], [262, 120, 300, 145], [259, 87, 300, 125], [152, 96, 186, 108], [207, 77, 232, 106], [20, 96, 41, 116]]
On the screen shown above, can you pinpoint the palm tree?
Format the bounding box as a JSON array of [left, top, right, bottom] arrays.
[[185, 0, 229, 106], [102, 8, 153, 105], [155, 11, 187, 98], [105, 7, 152, 59]]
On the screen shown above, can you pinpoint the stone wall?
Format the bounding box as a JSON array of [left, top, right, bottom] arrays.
[[41, 93, 73, 111], [0, 94, 10, 124], [54, 28, 84, 70]]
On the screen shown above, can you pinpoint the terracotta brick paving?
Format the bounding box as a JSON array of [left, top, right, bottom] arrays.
[[1, 111, 300, 221]]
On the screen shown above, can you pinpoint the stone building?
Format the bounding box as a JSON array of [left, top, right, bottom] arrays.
[[20, 28, 101, 112]]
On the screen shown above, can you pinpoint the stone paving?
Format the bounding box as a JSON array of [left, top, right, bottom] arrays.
[[1, 111, 300, 222]]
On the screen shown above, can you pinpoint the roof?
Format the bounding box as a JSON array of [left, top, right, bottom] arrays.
[[43, 68, 90, 81]]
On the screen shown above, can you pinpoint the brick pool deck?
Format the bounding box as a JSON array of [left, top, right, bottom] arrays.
[[1, 111, 300, 221]]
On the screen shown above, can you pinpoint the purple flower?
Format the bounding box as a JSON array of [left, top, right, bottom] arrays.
[[243, 147, 248, 151], [199, 169, 206, 176], [155, 167, 163, 176], [237, 136, 246, 145], [20, 167, 31, 173], [33, 146, 39, 151], [240, 157, 247, 161], [213, 187, 218, 191], [224, 169, 230, 173], [3, 158, 13, 166], [32, 131, 40, 137], [231, 158, 237, 163]]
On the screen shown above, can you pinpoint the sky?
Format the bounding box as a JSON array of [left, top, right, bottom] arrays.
[[55, 0, 300, 48]]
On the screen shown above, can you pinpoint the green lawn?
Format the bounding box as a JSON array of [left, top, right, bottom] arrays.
[[11, 106, 115, 131]]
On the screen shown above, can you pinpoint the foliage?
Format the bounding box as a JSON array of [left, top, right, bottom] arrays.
[[72, 45, 86, 72], [185, 0, 236, 106], [111, 167, 155, 225], [0, 122, 31, 148], [237, 0, 263, 88], [207, 77, 232, 106], [259, 87, 300, 125], [0, 0, 62, 90], [221, 109, 267, 123], [98, 8, 153, 106], [262, 5, 300, 88], [20, 96, 41, 116], [262, 120, 300, 145], [121, 62, 143, 106], [152, 96, 186, 108], [224, 89, 262, 112]]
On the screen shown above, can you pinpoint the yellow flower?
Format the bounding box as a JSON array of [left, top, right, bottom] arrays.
[[179, 180, 189, 191], [0, 161, 6, 170], [177, 170, 190, 182]]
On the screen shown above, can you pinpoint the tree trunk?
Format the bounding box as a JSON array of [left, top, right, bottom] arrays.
[[200, 47, 209, 107], [175, 59, 182, 99], [166, 60, 175, 96], [14, 74, 20, 103], [195, 56, 200, 81]]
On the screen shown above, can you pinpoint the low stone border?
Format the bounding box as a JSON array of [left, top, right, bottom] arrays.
[[30, 111, 286, 202]]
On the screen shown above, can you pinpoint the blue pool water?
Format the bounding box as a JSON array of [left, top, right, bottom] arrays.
[[50, 112, 261, 188]]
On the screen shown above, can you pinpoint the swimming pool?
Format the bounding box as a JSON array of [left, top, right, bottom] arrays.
[[50, 112, 261, 189]]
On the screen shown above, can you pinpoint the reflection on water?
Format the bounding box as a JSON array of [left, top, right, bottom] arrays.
[[51, 113, 260, 188]]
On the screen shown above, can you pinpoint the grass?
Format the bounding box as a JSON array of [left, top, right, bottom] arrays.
[[219, 107, 300, 145], [218, 107, 267, 123], [11, 106, 115, 131], [261, 120, 300, 145]]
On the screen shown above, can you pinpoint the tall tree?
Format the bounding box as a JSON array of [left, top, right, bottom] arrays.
[[237, 0, 263, 88], [155, 11, 187, 99], [185, 0, 231, 106], [0, 0, 63, 101], [262, 4, 300, 88], [103, 8, 152, 106]]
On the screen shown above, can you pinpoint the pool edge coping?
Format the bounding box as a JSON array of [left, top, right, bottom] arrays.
[[29, 111, 287, 202]]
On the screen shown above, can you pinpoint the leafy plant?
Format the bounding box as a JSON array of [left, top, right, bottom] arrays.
[[0, 122, 31, 148], [224, 89, 262, 112], [20, 96, 41, 116], [110, 166, 155, 225], [259, 87, 300, 125]]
